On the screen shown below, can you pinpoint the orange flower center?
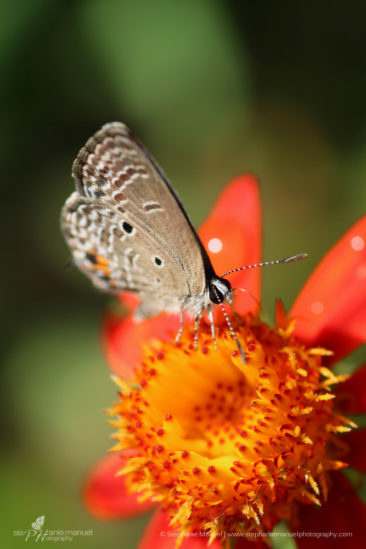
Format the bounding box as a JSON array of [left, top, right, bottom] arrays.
[[109, 314, 352, 543]]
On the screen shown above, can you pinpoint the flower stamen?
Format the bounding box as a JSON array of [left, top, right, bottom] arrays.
[[109, 315, 353, 541]]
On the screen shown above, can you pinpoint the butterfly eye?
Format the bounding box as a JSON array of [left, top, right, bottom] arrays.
[[122, 221, 134, 234], [209, 286, 225, 304], [209, 277, 231, 304], [154, 256, 163, 266]]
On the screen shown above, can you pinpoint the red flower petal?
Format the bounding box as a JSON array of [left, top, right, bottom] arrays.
[[340, 429, 366, 473], [334, 363, 366, 414], [290, 217, 366, 362], [199, 175, 262, 315], [275, 299, 287, 329], [103, 312, 180, 378], [117, 291, 141, 312], [291, 471, 366, 549], [138, 509, 222, 549], [83, 453, 154, 520]]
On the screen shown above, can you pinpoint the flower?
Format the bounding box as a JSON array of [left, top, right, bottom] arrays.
[[83, 176, 366, 548]]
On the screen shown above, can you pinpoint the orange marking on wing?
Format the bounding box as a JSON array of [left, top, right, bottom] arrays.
[[95, 260, 111, 278], [87, 251, 111, 277], [96, 255, 109, 268]]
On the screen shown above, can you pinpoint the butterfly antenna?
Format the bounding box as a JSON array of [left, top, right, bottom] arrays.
[[221, 253, 308, 278]]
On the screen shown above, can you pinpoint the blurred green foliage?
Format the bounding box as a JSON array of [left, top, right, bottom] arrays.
[[2, 1, 366, 547]]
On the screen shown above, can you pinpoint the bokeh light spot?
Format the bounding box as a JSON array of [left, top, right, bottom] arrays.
[[351, 236, 364, 251], [208, 238, 223, 253]]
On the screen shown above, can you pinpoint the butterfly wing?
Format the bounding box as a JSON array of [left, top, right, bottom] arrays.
[[61, 123, 210, 316]]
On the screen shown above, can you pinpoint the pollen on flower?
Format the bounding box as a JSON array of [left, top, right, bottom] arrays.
[[108, 314, 352, 544]]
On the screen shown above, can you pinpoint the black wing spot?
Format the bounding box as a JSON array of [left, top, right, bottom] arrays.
[[86, 252, 97, 264], [122, 221, 134, 234], [94, 189, 106, 198], [154, 256, 162, 266], [95, 177, 108, 188]]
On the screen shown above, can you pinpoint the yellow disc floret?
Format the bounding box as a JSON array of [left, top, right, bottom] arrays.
[[108, 314, 353, 544]]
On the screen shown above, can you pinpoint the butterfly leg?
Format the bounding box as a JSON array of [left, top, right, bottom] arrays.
[[194, 313, 201, 350], [208, 307, 217, 350], [175, 308, 185, 344], [219, 303, 246, 363]]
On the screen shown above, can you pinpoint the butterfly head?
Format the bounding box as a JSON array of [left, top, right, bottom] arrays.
[[208, 276, 232, 305]]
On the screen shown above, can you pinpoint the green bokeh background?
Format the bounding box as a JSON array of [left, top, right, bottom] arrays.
[[2, 1, 366, 548]]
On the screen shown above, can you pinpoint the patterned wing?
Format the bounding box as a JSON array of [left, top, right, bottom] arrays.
[[62, 192, 201, 316], [61, 123, 210, 315]]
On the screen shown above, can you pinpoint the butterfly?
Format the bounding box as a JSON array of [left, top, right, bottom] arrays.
[[31, 516, 45, 531], [61, 123, 306, 361]]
